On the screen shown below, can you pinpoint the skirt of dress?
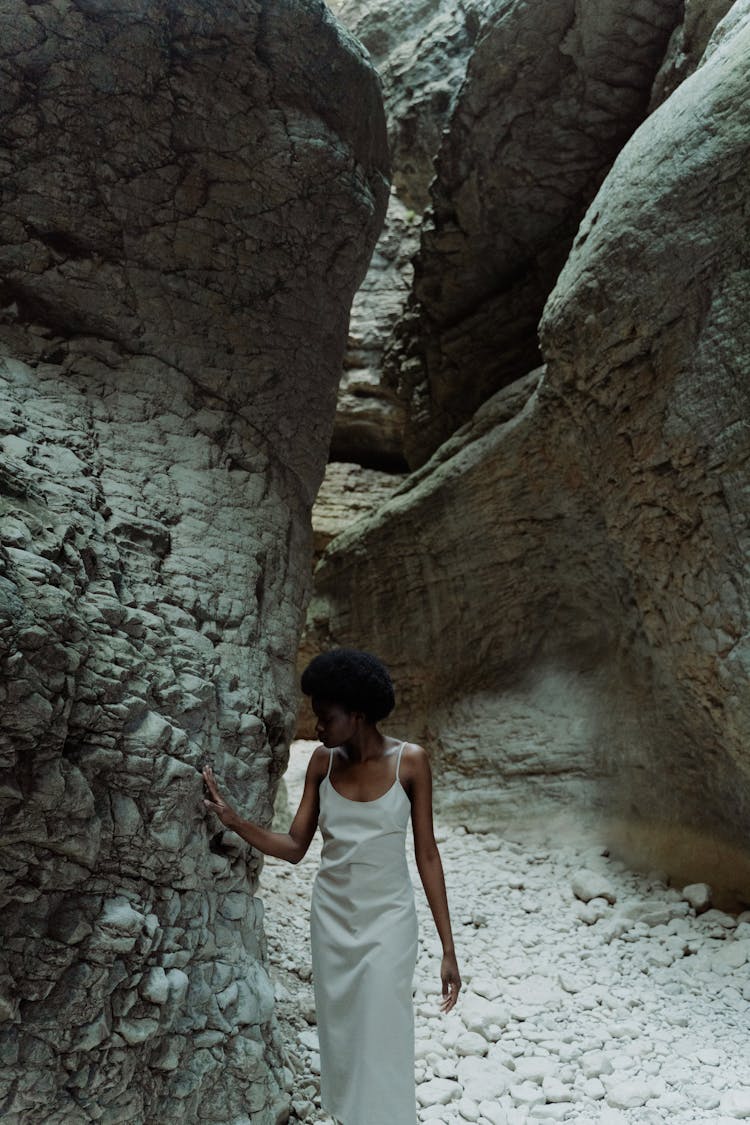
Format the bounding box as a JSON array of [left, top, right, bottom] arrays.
[[310, 860, 419, 1125]]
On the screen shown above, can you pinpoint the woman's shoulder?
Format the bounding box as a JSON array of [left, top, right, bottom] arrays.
[[400, 739, 428, 758], [307, 743, 332, 780], [399, 740, 430, 780]]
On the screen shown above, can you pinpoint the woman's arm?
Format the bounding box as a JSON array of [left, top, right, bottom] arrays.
[[202, 748, 326, 864], [408, 743, 462, 1010]]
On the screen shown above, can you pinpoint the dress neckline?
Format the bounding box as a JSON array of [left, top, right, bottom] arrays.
[[324, 775, 407, 805], [326, 742, 407, 805]]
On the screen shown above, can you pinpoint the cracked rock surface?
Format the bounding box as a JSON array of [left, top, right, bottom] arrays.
[[0, 1, 388, 1120]]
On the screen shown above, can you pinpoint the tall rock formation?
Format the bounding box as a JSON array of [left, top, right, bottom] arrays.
[[538, 3, 750, 902], [308, 1, 750, 907], [0, 1, 388, 1121], [327, 0, 489, 469], [388, 0, 684, 465]]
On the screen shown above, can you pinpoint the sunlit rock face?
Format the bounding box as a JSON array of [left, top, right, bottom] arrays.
[[309, 5, 750, 907], [0, 0, 388, 1120]]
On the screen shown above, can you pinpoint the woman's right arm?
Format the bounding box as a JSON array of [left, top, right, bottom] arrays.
[[202, 747, 326, 864]]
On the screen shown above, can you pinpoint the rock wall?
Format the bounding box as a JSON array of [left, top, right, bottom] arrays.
[[308, 3, 750, 907], [0, 1, 388, 1121], [648, 0, 737, 108], [538, 4, 750, 902], [295, 459, 408, 739], [329, 0, 710, 471], [387, 0, 685, 466], [326, 0, 488, 468]]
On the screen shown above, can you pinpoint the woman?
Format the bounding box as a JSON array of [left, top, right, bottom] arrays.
[[202, 647, 461, 1125]]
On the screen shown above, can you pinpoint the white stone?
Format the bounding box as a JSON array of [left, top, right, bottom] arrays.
[[720, 1090, 750, 1118], [456, 1031, 489, 1057], [712, 939, 750, 969], [509, 1080, 545, 1106], [583, 1077, 606, 1099], [570, 869, 617, 904], [580, 1049, 613, 1079], [541, 1075, 572, 1102], [417, 1077, 463, 1107], [477, 1101, 508, 1125], [697, 1047, 724, 1066], [297, 1029, 319, 1051], [513, 1056, 557, 1082], [528, 1105, 571, 1120], [470, 976, 504, 1001], [605, 1077, 657, 1108], [457, 1095, 481, 1121], [682, 882, 712, 910], [456, 1055, 511, 1101], [461, 993, 509, 1038]]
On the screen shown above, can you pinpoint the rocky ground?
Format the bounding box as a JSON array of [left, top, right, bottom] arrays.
[[261, 741, 750, 1123]]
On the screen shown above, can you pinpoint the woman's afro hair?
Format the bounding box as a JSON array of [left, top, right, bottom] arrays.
[[300, 647, 395, 724]]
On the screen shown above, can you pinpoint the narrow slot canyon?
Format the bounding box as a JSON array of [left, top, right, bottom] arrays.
[[1, 0, 749, 1122]]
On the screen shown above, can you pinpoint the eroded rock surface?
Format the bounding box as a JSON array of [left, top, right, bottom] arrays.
[[538, 4, 750, 885], [0, 1, 388, 1121], [648, 0, 736, 108], [308, 5, 750, 905], [390, 0, 684, 466], [327, 0, 488, 469]]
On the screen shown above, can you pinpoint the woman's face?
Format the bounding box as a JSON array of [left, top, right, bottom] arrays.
[[312, 697, 357, 746]]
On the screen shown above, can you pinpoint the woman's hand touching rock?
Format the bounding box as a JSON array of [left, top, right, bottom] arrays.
[[202, 764, 239, 829]]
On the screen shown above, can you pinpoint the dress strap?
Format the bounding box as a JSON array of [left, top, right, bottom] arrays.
[[326, 746, 334, 778], [395, 740, 406, 782]]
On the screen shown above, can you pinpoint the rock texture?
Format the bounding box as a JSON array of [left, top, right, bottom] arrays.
[[309, 462, 407, 561], [327, 0, 488, 469], [538, 4, 750, 894], [388, 0, 685, 467], [329, 192, 415, 471], [0, 1, 388, 1121], [308, 4, 750, 906], [295, 458, 408, 740], [648, 0, 737, 108], [331, 0, 489, 212]]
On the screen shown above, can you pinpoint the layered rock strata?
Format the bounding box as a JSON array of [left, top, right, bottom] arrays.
[[538, 5, 750, 898]]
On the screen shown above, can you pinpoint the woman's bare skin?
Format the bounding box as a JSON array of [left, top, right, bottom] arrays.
[[202, 699, 461, 1013]]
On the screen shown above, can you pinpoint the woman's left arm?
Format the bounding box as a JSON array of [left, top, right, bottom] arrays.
[[409, 743, 462, 1011]]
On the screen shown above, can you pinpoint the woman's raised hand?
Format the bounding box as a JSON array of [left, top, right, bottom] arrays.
[[202, 764, 238, 828], [440, 951, 462, 1013]]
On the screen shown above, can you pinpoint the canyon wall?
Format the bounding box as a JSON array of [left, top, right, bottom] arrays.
[[387, 0, 685, 466], [309, 0, 750, 907], [326, 0, 490, 469], [0, 1, 388, 1121]]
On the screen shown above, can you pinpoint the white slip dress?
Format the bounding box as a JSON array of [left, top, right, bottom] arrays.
[[309, 739, 419, 1125]]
